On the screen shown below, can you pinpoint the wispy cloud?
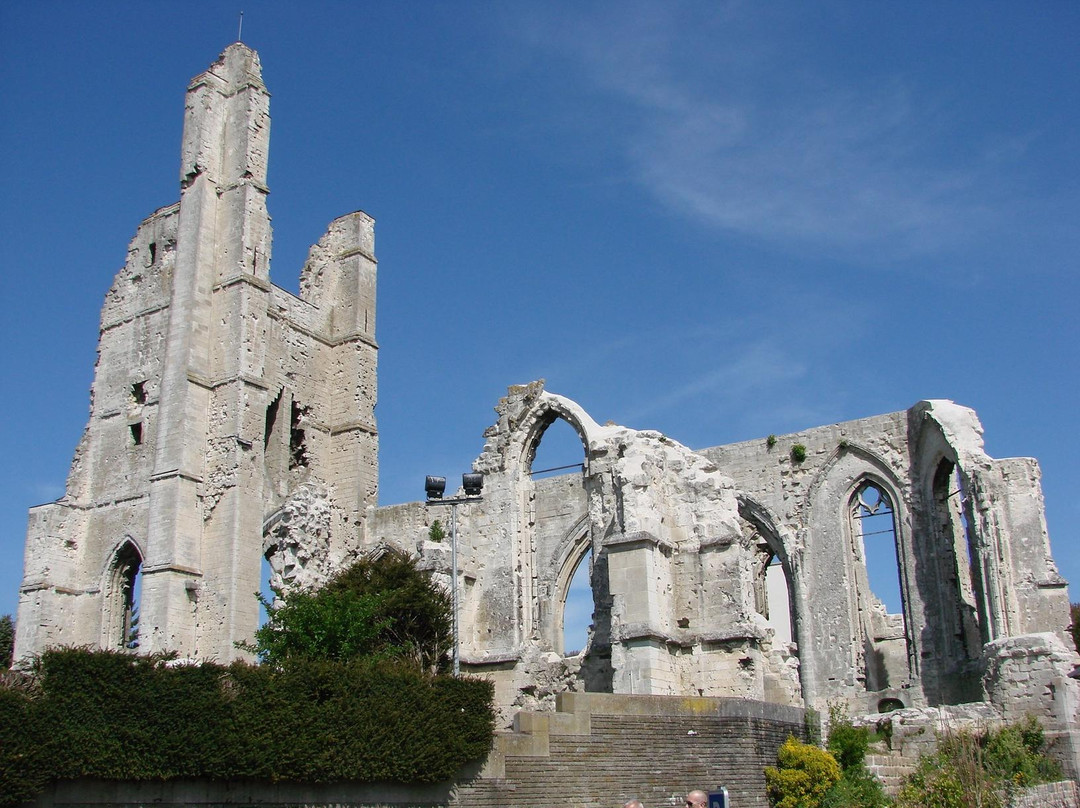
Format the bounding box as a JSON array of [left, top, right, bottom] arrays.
[[619, 339, 807, 425], [510, 4, 1069, 266]]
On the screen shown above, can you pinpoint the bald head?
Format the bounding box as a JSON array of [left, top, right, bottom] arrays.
[[623, 801, 644, 808], [686, 791, 708, 808]]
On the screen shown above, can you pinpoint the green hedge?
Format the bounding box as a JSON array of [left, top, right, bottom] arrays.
[[0, 648, 495, 806]]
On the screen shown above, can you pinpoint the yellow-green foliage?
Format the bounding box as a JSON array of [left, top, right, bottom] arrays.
[[765, 735, 842, 808]]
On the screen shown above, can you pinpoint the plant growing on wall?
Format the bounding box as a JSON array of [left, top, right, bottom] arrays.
[[767, 434, 778, 449], [894, 717, 1062, 808], [429, 520, 446, 542], [790, 444, 808, 463]]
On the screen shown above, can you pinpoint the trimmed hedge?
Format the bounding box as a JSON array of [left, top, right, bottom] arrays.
[[0, 648, 495, 806]]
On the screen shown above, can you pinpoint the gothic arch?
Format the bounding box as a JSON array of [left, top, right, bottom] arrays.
[[801, 448, 918, 705], [844, 472, 916, 691], [929, 454, 989, 655], [738, 496, 804, 700], [101, 537, 143, 650], [550, 516, 593, 655], [518, 400, 592, 477]]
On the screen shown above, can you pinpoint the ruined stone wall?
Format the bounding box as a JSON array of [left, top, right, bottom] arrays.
[[16, 43, 1076, 760], [380, 380, 1075, 730], [16, 44, 379, 665]]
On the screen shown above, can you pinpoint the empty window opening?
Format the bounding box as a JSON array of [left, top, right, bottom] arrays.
[[529, 416, 585, 478], [562, 549, 593, 655], [130, 381, 147, 405], [148, 242, 157, 265], [752, 543, 795, 648], [852, 482, 902, 614], [259, 552, 275, 628], [289, 402, 309, 469], [934, 459, 987, 651], [111, 542, 142, 650], [129, 422, 143, 446], [264, 390, 282, 448]]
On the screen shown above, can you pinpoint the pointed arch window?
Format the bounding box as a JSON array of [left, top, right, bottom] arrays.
[[851, 482, 902, 614], [109, 542, 142, 650], [849, 480, 910, 691]]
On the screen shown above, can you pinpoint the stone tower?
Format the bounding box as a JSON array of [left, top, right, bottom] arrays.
[[16, 43, 379, 661]]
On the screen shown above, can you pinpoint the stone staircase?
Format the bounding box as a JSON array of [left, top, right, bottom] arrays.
[[456, 691, 808, 808]]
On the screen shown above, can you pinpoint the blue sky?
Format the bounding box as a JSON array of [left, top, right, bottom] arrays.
[[1, 3, 1077, 634]]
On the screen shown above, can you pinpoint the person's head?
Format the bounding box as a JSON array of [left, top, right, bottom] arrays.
[[685, 790, 708, 808], [623, 801, 644, 808]]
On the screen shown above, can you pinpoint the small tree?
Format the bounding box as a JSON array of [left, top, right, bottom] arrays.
[[1070, 602, 1080, 654], [242, 586, 393, 665], [325, 549, 453, 672], [242, 549, 453, 673]]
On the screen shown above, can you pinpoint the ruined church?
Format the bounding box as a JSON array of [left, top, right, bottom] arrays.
[[16, 44, 1079, 752]]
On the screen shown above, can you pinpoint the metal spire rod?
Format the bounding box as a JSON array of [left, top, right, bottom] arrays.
[[238, 11, 244, 42]]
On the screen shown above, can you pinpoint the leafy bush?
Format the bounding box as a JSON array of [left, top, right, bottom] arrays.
[[895, 717, 1061, 808], [765, 735, 842, 808], [323, 549, 453, 672], [244, 549, 452, 672], [1070, 602, 1080, 654], [827, 711, 869, 772], [821, 768, 891, 808], [243, 587, 393, 665], [0, 647, 495, 807], [821, 705, 890, 808], [790, 444, 808, 463]]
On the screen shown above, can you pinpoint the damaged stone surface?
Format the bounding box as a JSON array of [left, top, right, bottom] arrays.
[[16, 44, 378, 662], [16, 43, 1080, 774]]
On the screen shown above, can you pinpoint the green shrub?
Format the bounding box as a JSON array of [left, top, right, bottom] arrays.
[[821, 705, 890, 808], [324, 549, 453, 672], [243, 587, 393, 666], [821, 768, 891, 808], [895, 717, 1061, 808], [0, 648, 495, 806], [243, 549, 453, 672], [790, 444, 808, 463], [429, 519, 446, 542], [765, 735, 842, 808], [827, 714, 869, 772]]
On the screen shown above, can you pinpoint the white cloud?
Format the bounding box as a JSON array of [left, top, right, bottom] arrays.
[[510, 4, 1070, 266]]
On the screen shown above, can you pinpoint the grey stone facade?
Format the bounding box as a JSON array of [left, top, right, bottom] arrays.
[[16, 44, 1079, 769], [16, 45, 378, 662]]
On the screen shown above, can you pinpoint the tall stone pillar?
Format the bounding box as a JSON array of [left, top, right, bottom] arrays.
[[141, 44, 271, 657]]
